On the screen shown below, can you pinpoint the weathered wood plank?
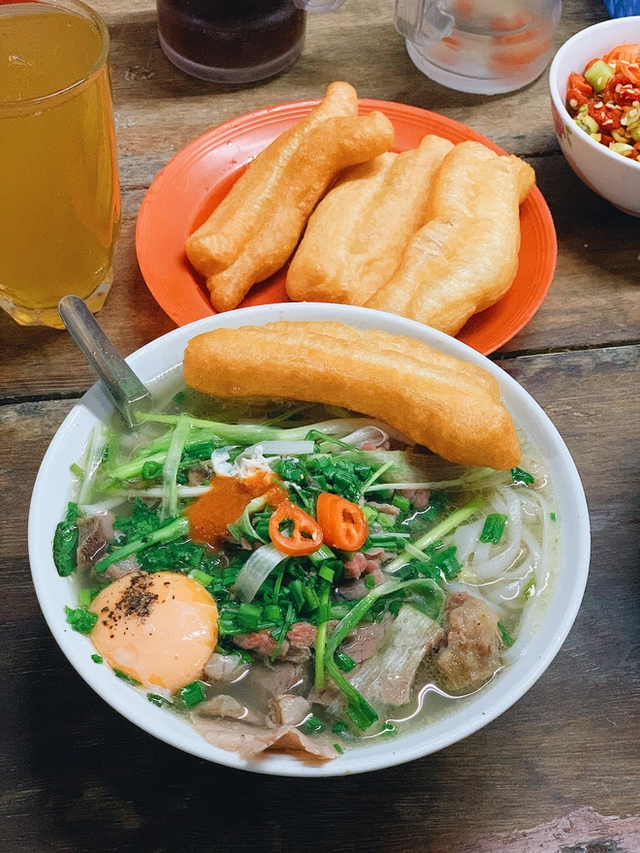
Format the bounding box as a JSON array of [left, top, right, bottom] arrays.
[[1, 346, 638, 852]]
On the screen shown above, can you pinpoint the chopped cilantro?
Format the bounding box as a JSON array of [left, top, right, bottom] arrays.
[[147, 693, 173, 708], [479, 513, 508, 545], [53, 502, 79, 577], [299, 715, 325, 735], [64, 606, 98, 634], [91, 654, 103, 664], [511, 467, 535, 486], [498, 622, 515, 648]]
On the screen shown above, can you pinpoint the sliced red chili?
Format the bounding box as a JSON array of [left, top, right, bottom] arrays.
[[269, 500, 323, 557], [568, 72, 592, 96], [316, 493, 368, 552]]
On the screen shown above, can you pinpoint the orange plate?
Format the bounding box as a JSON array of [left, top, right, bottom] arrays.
[[136, 99, 557, 355]]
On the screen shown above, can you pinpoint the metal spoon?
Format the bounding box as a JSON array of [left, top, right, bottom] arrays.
[[58, 295, 152, 428]]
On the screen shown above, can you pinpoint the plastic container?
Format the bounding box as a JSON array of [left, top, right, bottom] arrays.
[[395, 0, 562, 94]]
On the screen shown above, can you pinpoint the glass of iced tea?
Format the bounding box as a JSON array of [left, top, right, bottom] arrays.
[[0, 0, 120, 328]]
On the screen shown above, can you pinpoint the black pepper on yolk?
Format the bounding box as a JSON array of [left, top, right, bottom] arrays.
[[90, 572, 218, 691]]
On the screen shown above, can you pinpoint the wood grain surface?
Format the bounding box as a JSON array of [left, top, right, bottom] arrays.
[[1, 0, 639, 851]]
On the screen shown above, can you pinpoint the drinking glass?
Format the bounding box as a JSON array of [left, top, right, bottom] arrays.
[[395, 0, 562, 94], [0, 0, 120, 328]]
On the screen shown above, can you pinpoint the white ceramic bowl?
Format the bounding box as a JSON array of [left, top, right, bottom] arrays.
[[549, 16, 640, 216], [29, 303, 590, 777]]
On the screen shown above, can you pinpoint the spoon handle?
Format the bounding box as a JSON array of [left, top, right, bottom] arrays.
[[58, 295, 151, 428]]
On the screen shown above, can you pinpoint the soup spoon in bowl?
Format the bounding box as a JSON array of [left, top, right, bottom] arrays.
[[58, 295, 153, 428]]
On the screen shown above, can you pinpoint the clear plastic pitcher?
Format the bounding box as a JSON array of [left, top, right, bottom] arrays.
[[395, 0, 562, 94], [157, 0, 347, 84]]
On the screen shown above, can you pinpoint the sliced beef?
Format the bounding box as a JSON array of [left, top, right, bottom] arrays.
[[76, 511, 116, 569], [268, 694, 311, 727], [436, 592, 502, 692], [341, 613, 392, 664], [105, 555, 140, 581], [248, 661, 305, 698], [187, 464, 211, 486], [203, 652, 249, 684], [234, 623, 316, 663], [399, 488, 430, 508], [342, 551, 386, 581], [195, 694, 262, 725], [192, 717, 339, 761], [361, 438, 391, 451], [367, 501, 401, 521], [234, 629, 278, 657], [338, 568, 385, 600]]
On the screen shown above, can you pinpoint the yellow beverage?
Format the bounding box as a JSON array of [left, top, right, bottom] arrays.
[[0, 0, 120, 327]]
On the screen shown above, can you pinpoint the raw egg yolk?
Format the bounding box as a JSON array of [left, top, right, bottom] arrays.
[[90, 572, 218, 691]]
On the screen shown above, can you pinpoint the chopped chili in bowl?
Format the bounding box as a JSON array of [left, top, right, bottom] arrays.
[[566, 43, 640, 160]]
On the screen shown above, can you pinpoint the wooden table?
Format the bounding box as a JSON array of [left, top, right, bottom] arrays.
[[1, 1, 638, 850]]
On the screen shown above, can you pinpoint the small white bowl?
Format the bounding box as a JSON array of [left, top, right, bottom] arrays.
[[549, 16, 640, 217], [28, 303, 590, 777]]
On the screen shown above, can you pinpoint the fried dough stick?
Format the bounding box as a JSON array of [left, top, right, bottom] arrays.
[[286, 135, 454, 305], [183, 321, 520, 470], [366, 142, 536, 335], [185, 82, 394, 312]]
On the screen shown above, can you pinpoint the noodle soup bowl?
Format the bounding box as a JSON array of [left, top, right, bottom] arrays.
[[29, 302, 590, 776]]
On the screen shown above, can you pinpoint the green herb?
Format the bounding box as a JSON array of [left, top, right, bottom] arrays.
[[381, 722, 396, 737], [237, 602, 262, 631], [392, 494, 410, 512], [385, 496, 483, 574], [550, 512, 557, 522], [303, 585, 320, 611], [271, 603, 294, 662], [139, 539, 213, 574], [114, 669, 142, 686], [70, 463, 84, 478], [113, 499, 162, 540], [77, 586, 103, 607], [374, 512, 395, 530], [64, 605, 98, 634], [147, 692, 173, 707], [332, 721, 350, 736], [333, 743, 344, 755], [364, 574, 376, 589], [362, 505, 378, 523], [53, 502, 79, 577], [498, 622, 515, 648], [335, 651, 356, 672], [188, 569, 215, 587], [511, 467, 535, 486], [289, 579, 306, 611], [523, 578, 536, 599], [479, 513, 508, 545], [299, 715, 325, 735], [318, 565, 335, 583], [95, 516, 190, 574], [180, 680, 207, 708], [141, 460, 163, 480], [91, 654, 103, 664], [313, 577, 333, 691], [263, 604, 282, 622]]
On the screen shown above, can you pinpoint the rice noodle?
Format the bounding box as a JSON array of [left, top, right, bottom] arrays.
[[340, 425, 389, 449], [468, 489, 523, 580]]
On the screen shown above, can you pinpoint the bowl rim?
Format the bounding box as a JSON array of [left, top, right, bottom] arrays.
[[28, 303, 591, 777], [549, 15, 640, 171]]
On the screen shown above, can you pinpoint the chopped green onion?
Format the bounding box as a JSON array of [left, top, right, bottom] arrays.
[[314, 579, 332, 692], [70, 463, 84, 478], [299, 715, 325, 735], [498, 622, 515, 648], [318, 565, 335, 583], [263, 604, 282, 622], [550, 512, 557, 522], [335, 651, 356, 672], [64, 606, 98, 634], [271, 603, 294, 662], [360, 460, 395, 497], [303, 586, 320, 610], [374, 512, 395, 529], [114, 669, 142, 686], [91, 654, 103, 664], [237, 603, 262, 631], [77, 587, 102, 607], [180, 680, 207, 708], [364, 574, 376, 589], [307, 544, 336, 566], [381, 722, 396, 737], [479, 513, 508, 545], [392, 494, 410, 512], [289, 579, 306, 611], [147, 692, 172, 707], [334, 743, 344, 755], [332, 721, 350, 736], [161, 415, 191, 519], [188, 569, 214, 587], [523, 577, 536, 599], [511, 467, 535, 486], [362, 506, 378, 523]]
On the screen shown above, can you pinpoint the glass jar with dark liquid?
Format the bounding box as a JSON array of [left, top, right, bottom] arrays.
[[157, 0, 347, 84]]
